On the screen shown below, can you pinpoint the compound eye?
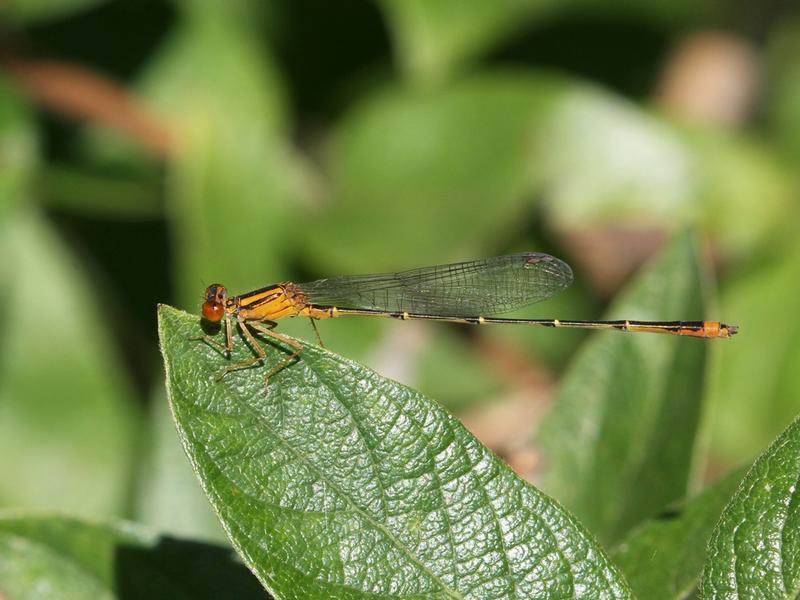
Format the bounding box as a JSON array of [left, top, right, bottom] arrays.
[[202, 301, 224, 322]]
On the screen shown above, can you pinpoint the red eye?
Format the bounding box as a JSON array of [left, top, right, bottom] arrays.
[[202, 301, 224, 322]]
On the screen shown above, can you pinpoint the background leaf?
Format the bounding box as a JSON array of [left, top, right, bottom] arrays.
[[537, 92, 794, 256], [37, 163, 163, 220], [766, 17, 800, 167], [0, 513, 264, 599], [4, 0, 108, 24], [0, 208, 138, 516], [710, 234, 800, 466], [0, 79, 37, 224], [611, 468, 744, 599], [702, 416, 800, 598], [538, 89, 695, 230], [308, 72, 566, 274], [684, 130, 793, 256], [536, 232, 719, 544], [159, 304, 632, 599], [133, 386, 226, 543], [377, 0, 720, 86], [140, 10, 303, 308], [378, 0, 559, 85], [125, 9, 310, 539]]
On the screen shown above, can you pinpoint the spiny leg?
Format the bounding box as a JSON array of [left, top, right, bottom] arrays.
[[192, 334, 228, 356], [206, 318, 303, 387], [249, 321, 304, 388], [216, 319, 270, 380], [309, 318, 325, 347], [191, 315, 234, 357]]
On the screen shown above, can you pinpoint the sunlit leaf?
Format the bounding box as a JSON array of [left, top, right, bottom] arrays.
[[159, 304, 632, 599], [309, 73, 567, 273], [538, 89, 695, 230], [533, 88, 793, 255], [683, 128, 794, 255]]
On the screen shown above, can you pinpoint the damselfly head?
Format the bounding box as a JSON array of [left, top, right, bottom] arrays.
[[202, 284, 228, 322]]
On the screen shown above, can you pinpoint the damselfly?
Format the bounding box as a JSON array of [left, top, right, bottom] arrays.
[[196, 253, 737, 382]]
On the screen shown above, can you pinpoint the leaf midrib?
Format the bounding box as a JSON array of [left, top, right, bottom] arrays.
[[307, 357, 465, 593], [304, 350, 580, 600], [162, 306, 628, 599], [176, 361, 464, 600]]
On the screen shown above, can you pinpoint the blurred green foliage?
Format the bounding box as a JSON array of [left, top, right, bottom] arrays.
[[2, 0, 800, 596], [537, 233, 710, 544], [0, 514, 265, 598]]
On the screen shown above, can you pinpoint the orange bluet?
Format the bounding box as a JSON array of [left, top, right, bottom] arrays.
[[197, 253, 737, 382]]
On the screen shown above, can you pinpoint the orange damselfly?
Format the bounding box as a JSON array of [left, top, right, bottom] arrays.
[[196, 252, 737, 382]]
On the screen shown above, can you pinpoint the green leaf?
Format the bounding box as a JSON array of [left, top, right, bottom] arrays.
[[133, 385, 227, 543], [766, 18, 800, 166], [378, 0, 559, 85], [683, 128, 794, 256], [38, 164, 163, 220], [531, 88, 793, 256], [0, 78, 37, 224], [710, 235, 800, 465], [536, 232, 715, 544], [0, 210, 137, 516], [415, 326, 506, 413], [141, 14, 306, 307], [158, 304, 632, 599], [538, 89, 696, 230], [702, 416, 800, 598], [0, 513, 264, 599], [611, 469, 744, 599], [4, 0, 107, 23], [308, 73, 567, 273], [377, 0, 718, 86]]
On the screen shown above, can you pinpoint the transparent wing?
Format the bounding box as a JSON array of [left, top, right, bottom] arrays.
[[298, 253, 573, 316]]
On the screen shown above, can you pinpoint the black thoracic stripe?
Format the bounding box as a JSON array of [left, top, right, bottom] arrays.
[[238, 288, 282, 309], [238, 283, 282, 298]]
